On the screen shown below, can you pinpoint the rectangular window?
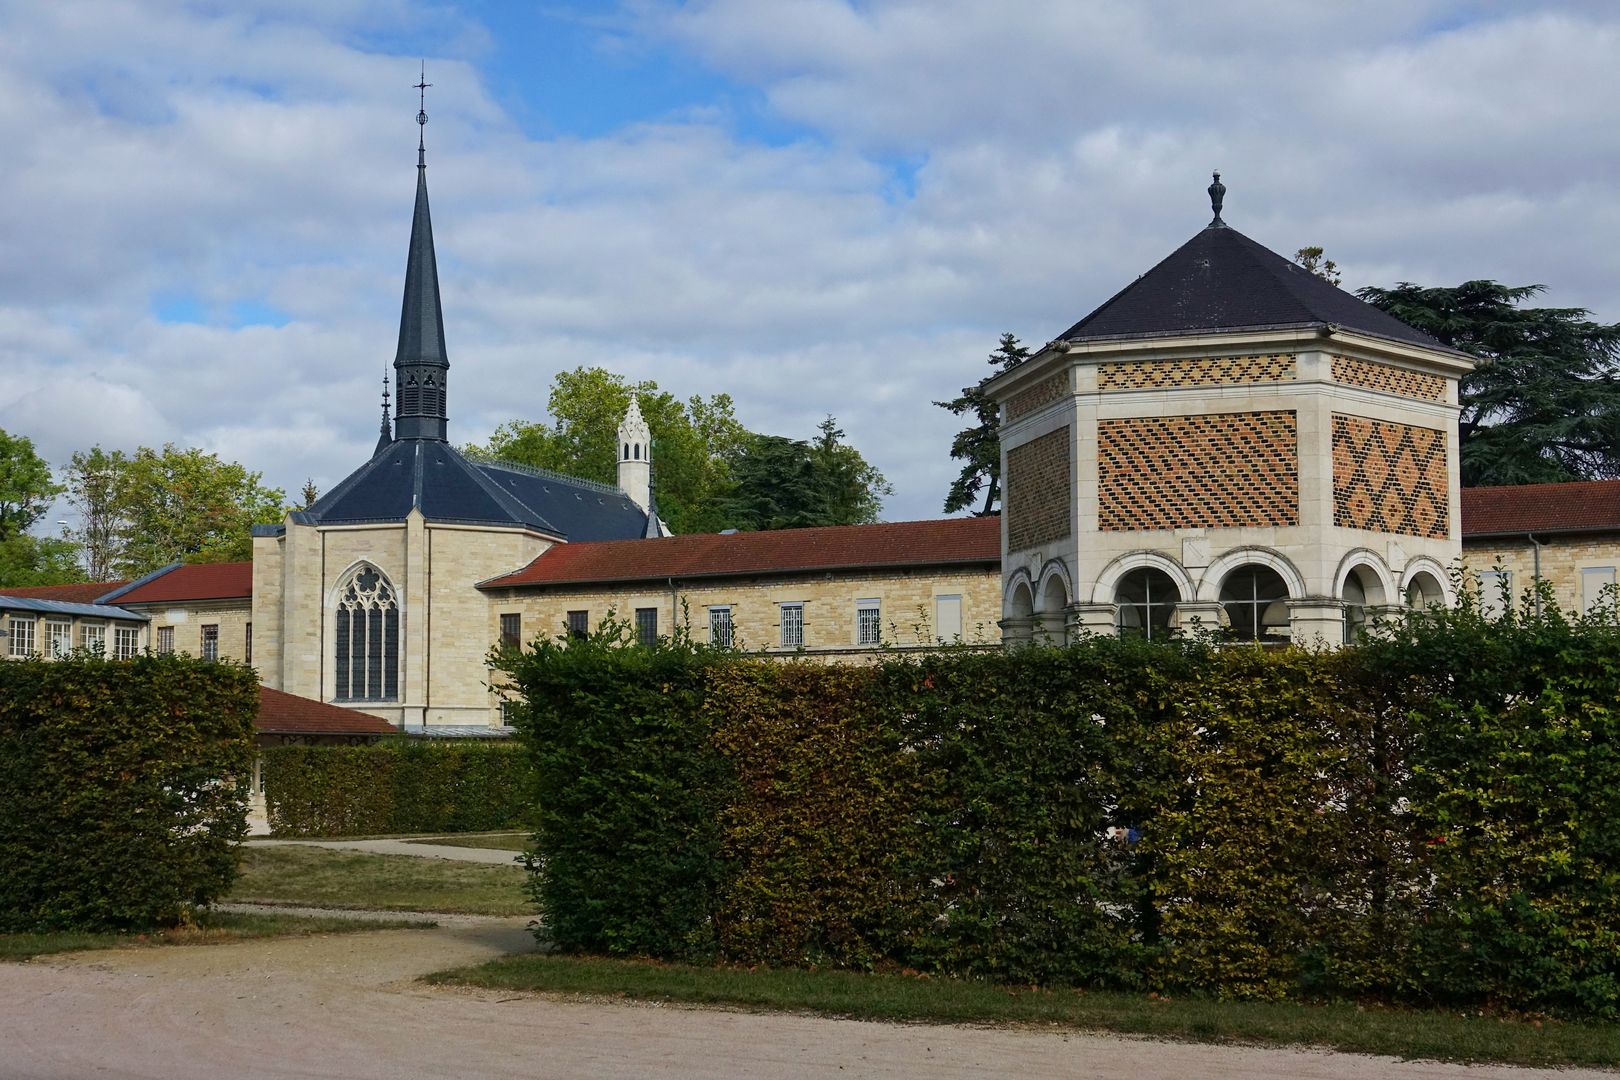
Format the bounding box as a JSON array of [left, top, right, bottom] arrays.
[[500, 612, 522, 648], [9, 618, 36, 658], [80, 623, 105, 656], [201, 624, 219, 661], [157, 626, 175, 655], [566, 610, 589, 639], [1583, 566, 1617, 615], [934, 595, 963, 643], [245, 622, 253, 665], [1478, 570, 1512, 618], [113, 626, 139, 660], [779, 603, 803, 648], [46, 621, 72, 659], [856, 599, 882, 646], [635, 607, 658, 647], [708, 606, 733, 648]]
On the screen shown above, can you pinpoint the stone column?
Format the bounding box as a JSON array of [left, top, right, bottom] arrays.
[[1069, 603, 1118, 641], [1287, 599, 1345, 650], [1172, 601, 1225, 638], [998, 616, 1037, 646]]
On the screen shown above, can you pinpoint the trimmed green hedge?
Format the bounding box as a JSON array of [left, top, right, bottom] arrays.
[[262, 740, 536, 837], [0, 653, 257, 932], [502, 603, 1620, 1019]]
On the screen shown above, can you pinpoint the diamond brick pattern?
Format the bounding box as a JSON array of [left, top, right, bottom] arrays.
[[1098, 412, 1298, 531], [1005, 426, 1072, 552], [1006, 372, 1068, 419], [1099, 353, 1296, 391], [1332, 414, 1449, 539], [1331, 355, 1445, 401]]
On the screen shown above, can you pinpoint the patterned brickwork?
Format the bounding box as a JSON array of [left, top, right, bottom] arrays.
[[1098, 412, 1298, 531], [1004, 427, 1072, 551], [1006, 372, 1068, 419], [1331, 355, 1445, 401], [1332, 414, 1449, 539], [1098, 354, 1296, 391]]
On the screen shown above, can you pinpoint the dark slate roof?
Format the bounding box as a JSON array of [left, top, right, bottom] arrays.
[[481, 516, 1002, 590], [1462, 480, 1620, 538], [293, 439, 652, 541], [1058, 225, 1452, 352], [395, 167, 448, 371]]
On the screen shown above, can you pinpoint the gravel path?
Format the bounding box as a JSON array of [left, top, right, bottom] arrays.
[[4, 923, 1614, 1080], [243, 837, 522, 865]]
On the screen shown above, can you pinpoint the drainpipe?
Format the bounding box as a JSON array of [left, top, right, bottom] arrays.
[[1527, 533, 1543, 619], [668, 577, 679, 635]]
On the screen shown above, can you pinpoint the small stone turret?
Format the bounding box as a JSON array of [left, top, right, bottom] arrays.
[[617, 395, 652, 514]]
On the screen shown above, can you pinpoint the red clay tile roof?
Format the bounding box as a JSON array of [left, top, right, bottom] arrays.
[[1462, 480, 1620, 538], [481, 516, 1003, 590], [113, 562, 253, 605], [256, 686, 397, 736], [0, 580, 128, 603]]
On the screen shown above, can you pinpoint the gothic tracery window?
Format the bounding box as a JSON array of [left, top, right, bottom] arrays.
[[335, 565, 400, 701]]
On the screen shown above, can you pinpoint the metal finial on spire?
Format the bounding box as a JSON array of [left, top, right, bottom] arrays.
[[1207, 170, 1226, 228], [415, 61, 431, 169], [381, 372, 392, 417]]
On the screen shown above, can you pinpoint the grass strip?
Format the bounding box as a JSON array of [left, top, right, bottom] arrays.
[[2, 911, 431, 961], [404, 833, 531, 852], [426, 954, 1620, 1070], [229, 844, 532, 916]]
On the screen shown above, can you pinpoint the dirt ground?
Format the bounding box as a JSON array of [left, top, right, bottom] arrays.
[[2, 920, 1614, 1080]]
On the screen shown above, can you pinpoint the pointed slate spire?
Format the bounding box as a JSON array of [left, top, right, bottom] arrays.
[[394, 65, 450, 441], [374, 373, 394, 456]]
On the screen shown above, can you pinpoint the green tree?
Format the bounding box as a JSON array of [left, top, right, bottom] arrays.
[[62, 447, 127, 581], [723, 421, 891, 531], [0, 428, 62, 541], [1294, 246, 1342, 286], [1359, 281, 1620, 485], [466, 366, 751, 534], [63, 445, 285, 578], [937, 332, 1030, 515], [0, 536, 86, 587]]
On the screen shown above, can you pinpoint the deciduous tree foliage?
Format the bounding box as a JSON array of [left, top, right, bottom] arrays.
[[62, 444, 285, 578], [468, 367, 890, 533], [937, 332, 1029, 515], [0, 427, 60, 542], [1359, 281, 1620, 485]]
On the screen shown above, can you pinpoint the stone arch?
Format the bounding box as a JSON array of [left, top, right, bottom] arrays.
[[1334, 549, 1394, 606], [1092, 550, 1196, 606], [1197, 547, 1306, 603], [1036, 559, 1072, 612], [1400, 558, 1451, 609], [1004, 570, 1036, 618]]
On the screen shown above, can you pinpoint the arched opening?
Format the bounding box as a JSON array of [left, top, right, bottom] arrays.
[[1116, 567, 1180, 640], [1038, 574, 1069, 644], [1405, 571, 1445, 611], [1219, 564, 1291, 643], [623, 443, 630, 459], [633, 443, 640, 460], [334, 564, 400, 702]]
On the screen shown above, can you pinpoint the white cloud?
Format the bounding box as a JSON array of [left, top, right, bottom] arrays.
[[0, 0, 1617, 527]]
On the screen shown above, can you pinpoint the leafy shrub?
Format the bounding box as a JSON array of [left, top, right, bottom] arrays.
[[262, 739, 536, 837], [0, 653, 257, 932]]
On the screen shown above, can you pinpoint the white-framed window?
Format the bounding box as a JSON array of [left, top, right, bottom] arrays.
[[1478, 570, 1512, 618], [933, 595, 962, 643], [1583, 566, 1617, 615], [200, 624, 219, 661], [9, 617, 36, 658], [157, 626, 175, 654], [779, 602, 804, 648], [113, 626, 139, 659], [856, 599, 881, 646], [80, 623, 105, 656], [708, 606, 733, 648], [46, 620, 73, 659]]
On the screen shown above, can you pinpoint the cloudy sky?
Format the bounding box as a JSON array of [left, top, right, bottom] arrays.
[[2, 1, 1617, 525]]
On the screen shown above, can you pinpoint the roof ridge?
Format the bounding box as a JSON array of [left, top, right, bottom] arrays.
[[96, 562, 182, 604], [475, 457, 625, 497]]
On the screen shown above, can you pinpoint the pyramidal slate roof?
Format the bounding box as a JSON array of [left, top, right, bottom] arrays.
[[1058, 224, 1452, 352], [290, 441, 651, 541]]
